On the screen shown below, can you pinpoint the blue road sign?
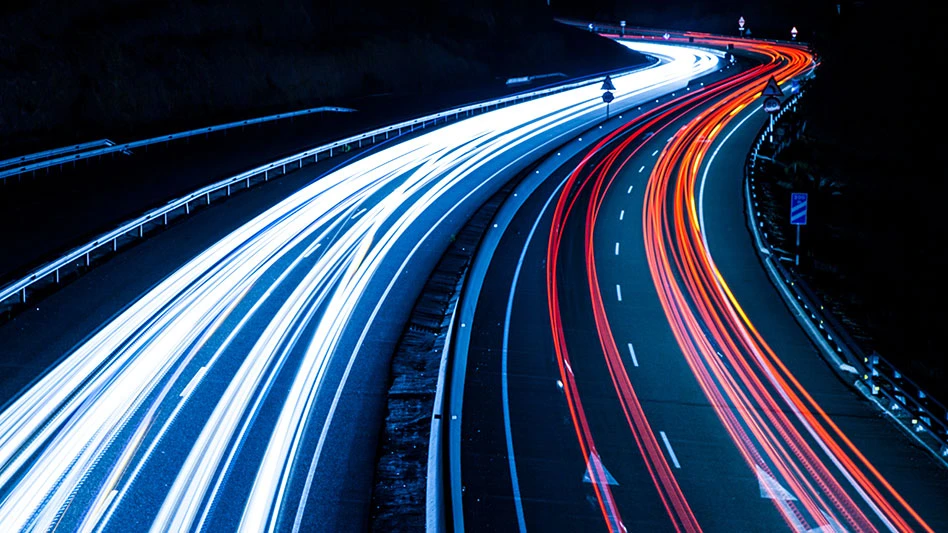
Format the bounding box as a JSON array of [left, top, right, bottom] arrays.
[[790, 192, 808, 225]]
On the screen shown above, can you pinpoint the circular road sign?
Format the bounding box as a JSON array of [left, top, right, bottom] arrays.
[[602, 91, 615, 103], [763, 96, 781, 113]]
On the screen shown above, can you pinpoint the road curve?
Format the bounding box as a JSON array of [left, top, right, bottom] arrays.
[[455, 34, 948, 532], [0, 42, 719, 532]]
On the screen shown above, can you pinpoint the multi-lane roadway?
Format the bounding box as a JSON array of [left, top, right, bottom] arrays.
[[454, 37, 948, 532], [0, 41, 721, 531]]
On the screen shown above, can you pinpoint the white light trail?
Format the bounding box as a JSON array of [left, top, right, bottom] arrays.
[[0, 42, 719, 531]]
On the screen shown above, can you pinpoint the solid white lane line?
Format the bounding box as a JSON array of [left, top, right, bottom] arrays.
[[651, 149, 659, 156], [615, 242, 620, 256], [627, 343, 638, 367], [497, 172, 573, 533], [659, 431, 681, 469], [638, 165, 645, 173], [619, 210, 625, 221], [616, 285, 623, 302], [700, 105, 899, 531]]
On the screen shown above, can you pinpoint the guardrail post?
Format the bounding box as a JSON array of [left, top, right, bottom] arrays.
[[282, 164, 285, 174], [112, 238, 117, 251], [55, 268, 60, 284], [85, 252, 90, 267], [139, 225, 143, 238], [206, 192, 210, 205], [20, 287, 26, 304], [163, 213, 168, 225], [227, 185, 231, 196], [185, 201, 190, 215]]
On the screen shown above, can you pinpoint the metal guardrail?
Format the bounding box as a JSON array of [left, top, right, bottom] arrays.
[[0, 64, 658, 316], [0, 139, 115, 170], [744, 87, 948, 460], [0, 106, 356, 183], [505, 72, 566, 87]]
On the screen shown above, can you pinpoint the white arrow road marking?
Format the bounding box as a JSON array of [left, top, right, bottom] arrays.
[[756, 465, 797, 501], [583, 453, 619, 486], [756, 465, 809, 532]]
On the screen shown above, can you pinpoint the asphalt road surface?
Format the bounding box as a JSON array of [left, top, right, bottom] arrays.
[[0, 40, 720, 532], [455, 36, 948, 532]]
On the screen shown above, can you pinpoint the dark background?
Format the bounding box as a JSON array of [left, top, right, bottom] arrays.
[[2, 0, 943, 397], [558, 0, 945, 396]]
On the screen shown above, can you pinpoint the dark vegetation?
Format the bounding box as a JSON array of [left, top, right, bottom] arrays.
[[793, 2, 944, 399], [749, 1, 946, 399], [0, 0, 641, 157]]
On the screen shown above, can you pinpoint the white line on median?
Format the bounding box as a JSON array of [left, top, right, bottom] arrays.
[[627, 343, 638, 367], [179, 366, 208, 399], [659, 431, 681, 469]]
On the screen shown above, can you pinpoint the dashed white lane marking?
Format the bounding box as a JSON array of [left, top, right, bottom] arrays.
[[627, 185, 633, 194], [660, 431, 681, 469], [616, 284, 623, 302], [615, 242, 620, 256], [619, 209, 625, 221], [651, 149, 659, 156], [639, 165, 645, 173], [627, 343, 639, 367]]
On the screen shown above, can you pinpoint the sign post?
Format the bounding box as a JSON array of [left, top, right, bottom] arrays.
[[790, 192, 808, 265], [762, 76, 783, 142], [601, 75, 616, 118], [791, 26, 798, 40], [620, 20, 626, 37], [739, 16, 745, 38]]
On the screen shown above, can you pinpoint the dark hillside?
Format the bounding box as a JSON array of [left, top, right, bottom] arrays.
[[0, 0, 643, 156]]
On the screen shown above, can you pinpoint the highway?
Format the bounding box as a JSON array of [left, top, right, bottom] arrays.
[[454, 36, 948, 532], [0, 42, 720, 531]]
